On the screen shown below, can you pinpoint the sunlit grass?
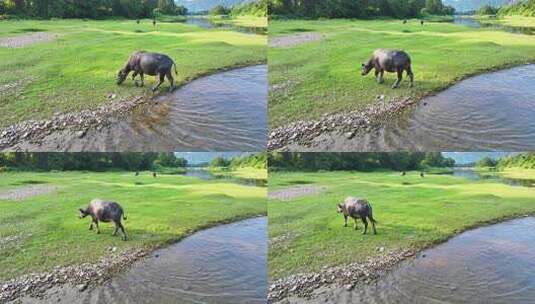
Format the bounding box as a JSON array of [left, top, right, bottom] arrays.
[[0, 19, 266, 128], [0, 171, 266, 281], [268, 18, 535, 128], [268, 170, 535, 279]]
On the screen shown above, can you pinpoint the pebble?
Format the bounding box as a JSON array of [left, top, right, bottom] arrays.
[[77, 283, 87, 292]]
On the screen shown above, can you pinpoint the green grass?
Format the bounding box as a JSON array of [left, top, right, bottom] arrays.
[[207, 15, 267, 28], [0, 171, 266, 281], [473, 15, 535, 27], [268, 170, 535, 280], [0, 18, 266, 128], [268, 18, 535, 128], [209, 166, 267, 179]]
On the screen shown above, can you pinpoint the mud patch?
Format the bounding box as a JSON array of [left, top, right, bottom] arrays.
[[269, 185, 325, 201], [0, 185, 57, 201], [0, 32, 57, 48], [269, 32, 323, 48]]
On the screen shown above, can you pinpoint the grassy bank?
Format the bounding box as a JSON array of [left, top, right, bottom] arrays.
[[209, 166, 267, 179], [268, 170, 535, 280], [207, 15, 267, 28], [268, 18, 535, 128], [474, 15, 535, 27], [0, 18, 266, 128], [0, 171, 266, 281]]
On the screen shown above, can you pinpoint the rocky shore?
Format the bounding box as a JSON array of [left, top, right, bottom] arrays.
[[268, 248, 417, 303], [0, 248, 149, 303], [0, 95, 146, 151], [268, 96, 416, 151]]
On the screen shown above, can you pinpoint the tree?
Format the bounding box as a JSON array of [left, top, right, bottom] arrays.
[[210, 156, 230, 167], [476, 156, 498, 168], [209, 5, 229, 15]]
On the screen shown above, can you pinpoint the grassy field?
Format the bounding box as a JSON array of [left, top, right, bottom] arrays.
[[0, 171, 266, 281], [0, 18, 266, 128], [268, 18, 535, 128], [268, 170, 535, 280]]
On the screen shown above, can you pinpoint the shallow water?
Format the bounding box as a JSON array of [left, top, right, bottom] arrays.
[[310, 64, 535, 151], [185, 17, 267, 35], [22, 217, 267, 304], [184, 168, 267, 187], [301, 217, 535, 304], [10, 65, 267, 152]]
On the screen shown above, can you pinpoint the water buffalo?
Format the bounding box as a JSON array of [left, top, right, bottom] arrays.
[[401, 171, 406, 176], [336, 197, 377, 234], [153, 172, 157, 178], [135, 171, 139, 176], [420, 20, 424, 26], [79, 199, 128, 240], [361, 49, 414, 88], [420, 172, 425, 178], [116, 51, 178, 92]]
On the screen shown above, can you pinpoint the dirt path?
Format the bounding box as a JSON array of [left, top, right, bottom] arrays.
[[0, 185, 57, 201], [269, 32, 323, 48], [0, 32, 57, 48], [269, 185, 325, 201]]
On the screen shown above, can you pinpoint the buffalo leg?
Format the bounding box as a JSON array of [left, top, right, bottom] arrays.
[[95, 221, 100, 234], [139, 72, 144, 87], [406, 66, 414, 88], [353, 218, 359, 230], [89, 221, 94, 230], [166, 72, 174, 91], [378, 70, 384, 84], [375, 69, 380, 83], [132, 71, 139, 87], [113, 223, 119, 236], [361, 217, 368, 234], [152, 74, 165, 92], [393, 69, 403, 88], [369, 216, 377, 234], [344, 215, 348, 227], [118, 222, 127, 241]]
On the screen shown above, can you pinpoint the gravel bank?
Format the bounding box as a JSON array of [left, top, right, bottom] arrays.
[[0, 248, 149, 303], [268, 96, 416, 151], [268, 248, 417, 303], [0, 96, 147, 151]]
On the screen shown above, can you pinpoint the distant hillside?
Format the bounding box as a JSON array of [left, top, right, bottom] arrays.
[[443, 0, 512, 12], [176, 0, 255, 12]]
